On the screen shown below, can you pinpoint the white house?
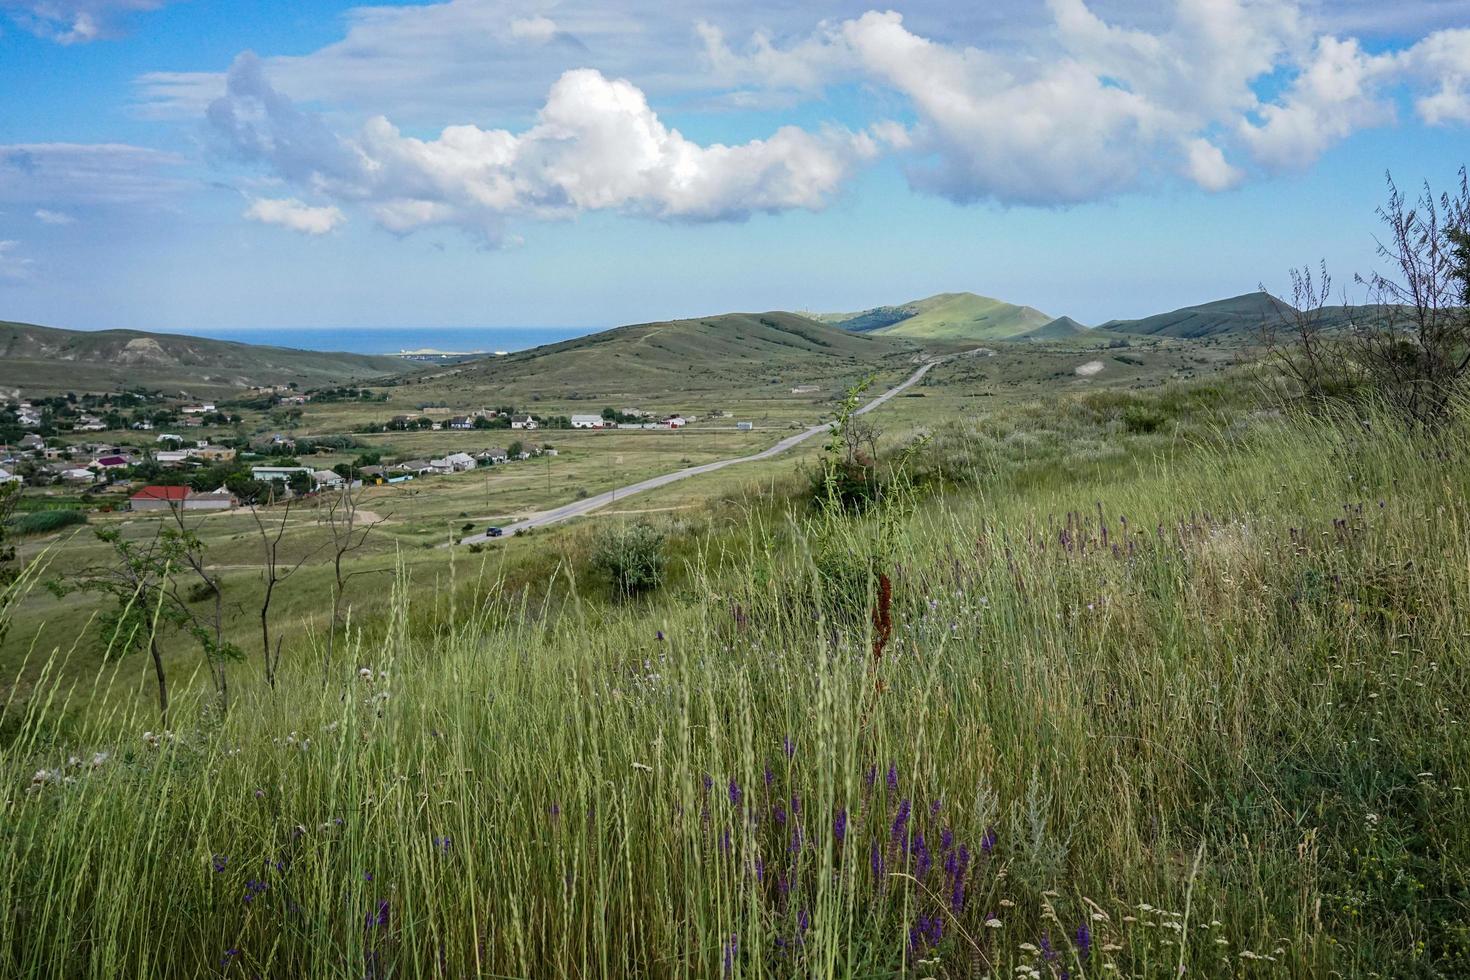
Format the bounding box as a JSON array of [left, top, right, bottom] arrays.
[[477, 447, 509, 464], [570, 415, 605, 429], [445, 452, 476, 471], [60, 467, 95, 483], [251, 465, 314, 482], [665, 416, 687, 429], [448, 416, 475, 430], [511, 414, 538, 430], [181, 403, 216, 414], [0, 467, 20, 484], [77, 416, 108, 432], [155, 450, 191, 466], [312, 469, 345, 489]]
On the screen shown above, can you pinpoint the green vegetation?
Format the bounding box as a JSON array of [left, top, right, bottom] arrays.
[[0, 320, 407, 397], [820, 292, 1055, 341], [589, 520, 668, 598], [9, 509, 87, 536], [2, 382, 1468, 976]]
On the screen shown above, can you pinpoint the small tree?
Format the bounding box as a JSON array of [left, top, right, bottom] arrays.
[[591, 522, 667, 599], [1351, 168, 1470, 427], [1257, 261, 1358, 405], [319, 482, 389, 675]]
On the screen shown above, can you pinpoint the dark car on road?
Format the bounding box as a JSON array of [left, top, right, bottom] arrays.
[[486, 526, 504, 537]]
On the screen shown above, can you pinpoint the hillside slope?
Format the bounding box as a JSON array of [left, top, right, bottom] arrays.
[[0, 321, 406, 395], [1019, 315, 1091, 340], [430, 311, 916, 399], [820, 292, 1053, 341], [1101, 293, 1290, 339]]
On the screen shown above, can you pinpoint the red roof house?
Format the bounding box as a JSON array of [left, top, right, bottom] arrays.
[[130, 485, 189, 511]]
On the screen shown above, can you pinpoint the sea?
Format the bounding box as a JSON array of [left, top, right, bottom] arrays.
[[181, 326, 592, 356]]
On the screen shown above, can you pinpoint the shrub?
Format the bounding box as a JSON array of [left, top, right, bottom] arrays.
[[12, 509, 87, 535], [1122, 403, 1167, 434], [590, 521, 667, 599]]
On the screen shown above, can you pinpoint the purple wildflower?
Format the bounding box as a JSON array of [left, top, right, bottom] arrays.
[[1075, 922, 1092, 959], [212, 854, 228, 874], [773, 803, 787, 826], [366, 899, 390, 930], [433, 835, 453, 853], [886, 762, 899, 792], [940, 827, 954, 851], [702, 773, 713, 794], [890, 798, 911, 845], [789, 828, 802, 854], [656, 630, 665, 641], [913, 833, 932, 879], [764, 765, 775, 787], [980, 826, 997, 854], [220, 948, 240, 968], [864, 764, 877, 790], [242, 879, 267, 904], [833, 808, 848, 843], [927, 914, 944, 945], [798, 907, 810, 933], [725, 932, 740, 972], [1041, 933, 1058, 962], [728, 778, 742, 808], [363, 871, 374, 882], [549, 802, 561, 820], [790, 793, 801, 815], [870, 842, 884, 878], [721, 828, 732, 854], [930, 798, 942, 817], [949, 876, 965, 913], [755, 857, 765, 883], [782, 735, 796, 758]]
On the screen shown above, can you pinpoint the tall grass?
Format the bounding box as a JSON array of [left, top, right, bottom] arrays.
[[1, 400, 1467, 977]]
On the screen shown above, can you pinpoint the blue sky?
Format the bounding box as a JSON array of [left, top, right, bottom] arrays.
[[1, 0, 1468, 333]]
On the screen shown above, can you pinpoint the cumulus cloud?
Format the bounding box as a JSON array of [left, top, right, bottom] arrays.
[[1, 0, 172, 43], [209, 55, 871, 242], [0, 241, 36, 282], [244, 197, 346, 235], [509, 15, 558, 43], [703, 2, 1469, 202], [33, 208, 76, 225]]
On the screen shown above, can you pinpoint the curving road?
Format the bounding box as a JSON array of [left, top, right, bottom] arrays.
[[458, 356, 946, 544]]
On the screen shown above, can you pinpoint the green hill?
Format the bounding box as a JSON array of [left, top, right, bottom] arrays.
[[1101, 293, 1292, 339], [0, 320, 406, 396], [821, 292, 1053, 341], [1019, 315, 1091, 341], [430, 311, 917, 400]]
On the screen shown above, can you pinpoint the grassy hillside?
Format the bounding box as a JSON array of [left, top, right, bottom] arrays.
[[0, 321, 406, 396], [3, 383, 1467, 976], [820, 292, 1054, 341], [1018, 314, 1090, 340], [422, 311, 919, 400], [1101, 292, 1291, 338]]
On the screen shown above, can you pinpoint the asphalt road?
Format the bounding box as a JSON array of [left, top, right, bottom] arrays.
[[458, 356, 943, 544]]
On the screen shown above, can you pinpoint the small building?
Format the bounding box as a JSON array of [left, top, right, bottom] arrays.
[[60, 467, 96, 483], [444, 452, 476, 471], [312, 469, 345, 489], [76, 416, 108, 432], [791, 385, 821, 395], [665, 416, 687, 429], [0, 467, 21, 485], [94, 454, 134, 470], [736, 421, 754, 431], [511, 415, 538, 430], [570, 415, 605, 429], [447, 416, 474, 430], [360, 465, 388, 484], [156, 450, 191, 466], [394, 459, 433, 476], [180, 403, 216, 414], [156, 433, 184, 444], [477, 447, 508, 464], [250, 465, 314, 483], [19, 433, 45, 451], [130, 485, 190, 511], [195, 445, 236, 462], [182, 491, 237, 511]]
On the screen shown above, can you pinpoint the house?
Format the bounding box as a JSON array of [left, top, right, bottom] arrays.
[[664, 416, 687, 429], [312, 469, 345, 489], [448, 416, 474, 430], [19, 433, 44, 451], [360, 465, 388, 484], [195, 445, 236, 462], [131, 419, 154, 431], [130, 485, 190, 511], [94, 454, 134, 470], [570, 415, 605, 429], [180, 403, 216, 414], [477, 447, 508, 464], [444, 452, 476, 471], [737, 421, 754, 431], [250, 465, 314, 483], [394, 459, 433, 476], [511, 414, 538, 430], [60, 467, 95, 483], [791, 385, 821, 394], [17, 410, 42, 428], [155, 450, 192, 466], [155, 433, 184, 444], [0, 467, 20, 485], [182, 491, 237, 511], [76, 416, 108, 432]]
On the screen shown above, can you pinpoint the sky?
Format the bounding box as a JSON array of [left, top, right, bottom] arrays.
[[1, 0, 1468, 334]]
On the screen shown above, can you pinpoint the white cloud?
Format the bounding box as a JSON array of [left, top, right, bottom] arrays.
[[509, 15, 558, 43], [0, 142, 189, 206], [1239, 36, 1397, 169], [210, 57, 870, 242], [1, 0, 172, 43], [1184, 138, 1244, 191], [1401, 28, 1470, 125], [244, 197, 346, 235], [0, 240, 36, 282], [33, 208, 76, 225]]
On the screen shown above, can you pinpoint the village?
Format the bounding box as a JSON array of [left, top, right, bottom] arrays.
[[1, 391, 723, 516]]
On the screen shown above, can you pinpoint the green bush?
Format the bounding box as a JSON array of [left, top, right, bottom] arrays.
[[590, 521, 666, 599], [12, 509, 87, 535], [1122, 403, 1167, 434]]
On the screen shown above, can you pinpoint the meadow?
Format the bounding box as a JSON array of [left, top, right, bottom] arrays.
[[2, 366, 1464, 976]]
